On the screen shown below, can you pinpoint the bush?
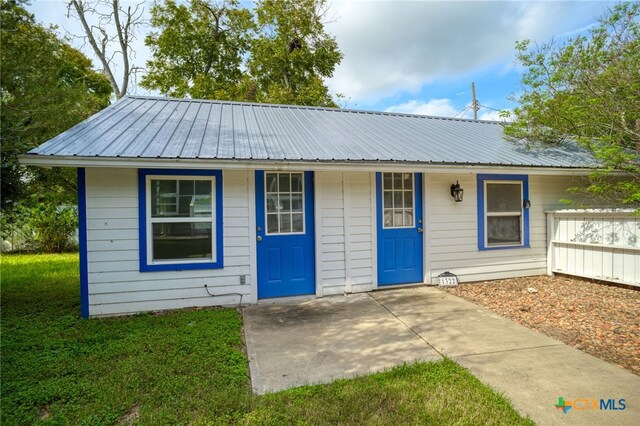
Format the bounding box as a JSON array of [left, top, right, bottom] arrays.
[[1, 204, 78, 253]]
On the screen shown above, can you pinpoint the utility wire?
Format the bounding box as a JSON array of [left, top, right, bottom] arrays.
[[453, 105, 471, 119]]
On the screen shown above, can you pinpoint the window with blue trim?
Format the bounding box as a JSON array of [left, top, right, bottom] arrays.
[[477, 174, 530, 250], [139, 169, 223, 271]]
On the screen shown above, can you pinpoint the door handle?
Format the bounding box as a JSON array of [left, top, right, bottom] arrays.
[[418, 227, 423, 233], [257, 236, 262, 242]]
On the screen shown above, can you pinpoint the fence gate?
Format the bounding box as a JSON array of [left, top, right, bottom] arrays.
[[546, 210, 639, 286]]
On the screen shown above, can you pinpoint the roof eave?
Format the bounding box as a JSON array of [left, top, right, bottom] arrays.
[[19, 154, 597, 176]]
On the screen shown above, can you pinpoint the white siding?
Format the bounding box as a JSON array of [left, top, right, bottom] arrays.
[[85, 168, 254, 316], [315, 172, 375, 295], [549, 211, 639, 285], [425, 173, 579, 284]]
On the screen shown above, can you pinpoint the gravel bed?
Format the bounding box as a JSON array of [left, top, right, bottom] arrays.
[[445, 275, 640, 375]]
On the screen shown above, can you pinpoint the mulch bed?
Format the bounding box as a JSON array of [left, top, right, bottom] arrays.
[[444, 275, 640, 376]]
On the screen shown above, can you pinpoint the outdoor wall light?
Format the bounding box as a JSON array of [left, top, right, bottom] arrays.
[[451, 181, 464, 202]]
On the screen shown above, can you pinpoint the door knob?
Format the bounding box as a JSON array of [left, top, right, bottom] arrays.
[[418, 227, 423, 233], [257, 236, 262, 242]]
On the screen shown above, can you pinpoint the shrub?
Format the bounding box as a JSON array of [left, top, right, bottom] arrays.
[[1, 204, 78, 253]]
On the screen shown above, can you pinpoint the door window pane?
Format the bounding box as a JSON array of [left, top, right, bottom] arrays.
[[382, 173, 415, 228], [267, 214, 279, 233], [384, 209, 393, 227], [266, 173, 278, 193], [265, 173, 305, 234], [403, 173, 412, 190], [292, 213, 303, 232], [383, 173, 393, 190], [279, 174, 290, 192], [280, 213, 292, 233], [291, 174, 303, 192]]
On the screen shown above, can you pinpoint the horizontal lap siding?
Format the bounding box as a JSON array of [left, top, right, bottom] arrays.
[[85, 168, 252, 316], [426, 174, 576, 283]]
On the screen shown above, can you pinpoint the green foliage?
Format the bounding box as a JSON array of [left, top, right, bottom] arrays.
[[143, 0, 254, 99], [505, 2, 640, 207], [141, 0, 342, 107], [247, 0, 342, 106], [2, 254, 533, 425], [28, 204, 78, 253], [1, 203, 78, 253], [0, 0, 112, 210]]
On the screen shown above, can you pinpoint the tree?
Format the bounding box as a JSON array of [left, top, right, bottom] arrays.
[[141, 0, 342, 107], [141, 0, 254, 99], [0, 0, 112, 210], [67, 0, 145, 98], [248, 0, 342, 106], [505, 2, 640, 207]]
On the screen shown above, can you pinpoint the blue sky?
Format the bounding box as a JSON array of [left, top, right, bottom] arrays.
[[28, 0, 614, 119]]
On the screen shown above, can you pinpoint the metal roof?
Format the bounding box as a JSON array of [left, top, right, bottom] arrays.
[[27, 95, 596, 168]]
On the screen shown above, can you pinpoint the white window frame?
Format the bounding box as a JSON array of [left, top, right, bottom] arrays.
[[382, 172, 416, 229], [484, 180, 524, 248], [145, 175, 217, 265], [264, 172, 306, 236]]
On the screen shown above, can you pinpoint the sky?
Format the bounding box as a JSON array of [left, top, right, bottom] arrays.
[[28, 0, 615, 120]]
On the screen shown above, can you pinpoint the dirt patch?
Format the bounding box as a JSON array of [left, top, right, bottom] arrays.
[[445, 276, 640, 375], [121, 403, 141, 424]]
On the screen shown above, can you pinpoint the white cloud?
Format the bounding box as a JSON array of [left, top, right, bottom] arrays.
[[326, 0, 607, 102], [478, 110, 506, 121], [385, 99, 461, 117]]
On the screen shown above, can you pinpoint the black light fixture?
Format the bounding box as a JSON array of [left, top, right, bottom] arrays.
[[451, 181, 463, 202]]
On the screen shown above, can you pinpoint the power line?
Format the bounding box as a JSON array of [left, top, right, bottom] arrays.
[[453, 105, 471, 119]]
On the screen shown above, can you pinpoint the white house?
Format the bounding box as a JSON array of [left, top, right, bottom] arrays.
[[22, 96, 599, 317]]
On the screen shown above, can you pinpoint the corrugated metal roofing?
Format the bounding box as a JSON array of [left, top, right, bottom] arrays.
[[27, 95, 596, 168]]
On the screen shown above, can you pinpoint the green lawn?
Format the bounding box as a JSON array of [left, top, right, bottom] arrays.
[[1, 254, 533, 425]]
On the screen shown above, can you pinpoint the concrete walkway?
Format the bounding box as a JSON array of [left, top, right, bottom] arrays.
[[243, 286, 640, 425]]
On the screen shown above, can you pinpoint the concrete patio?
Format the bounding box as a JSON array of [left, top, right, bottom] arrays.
[[243, 286, 640, 425]]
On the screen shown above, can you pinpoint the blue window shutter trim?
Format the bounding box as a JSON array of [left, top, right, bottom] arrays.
[[138, 168, 224, 272], [77, 168, 89, 318], [477, 174, 530, 251]]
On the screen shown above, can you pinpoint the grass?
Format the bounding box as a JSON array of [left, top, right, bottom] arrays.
[[1, 254, 533, 425]]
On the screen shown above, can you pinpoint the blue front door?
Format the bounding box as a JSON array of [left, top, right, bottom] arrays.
[[256, 171, 315, 298], [376, 172, 424, 285]]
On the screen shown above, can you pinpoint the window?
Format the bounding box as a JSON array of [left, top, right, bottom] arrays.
[[265, 172, 304, 234], [477, 174, 530, 250], [139, 169, 223, 271], [382, 172, 414, 228]]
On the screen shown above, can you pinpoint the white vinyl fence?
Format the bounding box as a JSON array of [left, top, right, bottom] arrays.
[[546, 209, 640, 286]]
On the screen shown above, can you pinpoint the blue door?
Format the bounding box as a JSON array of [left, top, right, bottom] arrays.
[[376, 172, 424, 285], [256, 171, 315, 298]]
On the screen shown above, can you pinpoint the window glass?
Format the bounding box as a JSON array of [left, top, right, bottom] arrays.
[[151, 179, 211, 218], [487, 216, 521, 245], [152, 222, 212, 260], [487, 183, 521, 212], [403, 173, 412, 190], [292, 213, 303, 232], [266, 172, 304, 234], [382, 172, 415, 227]]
